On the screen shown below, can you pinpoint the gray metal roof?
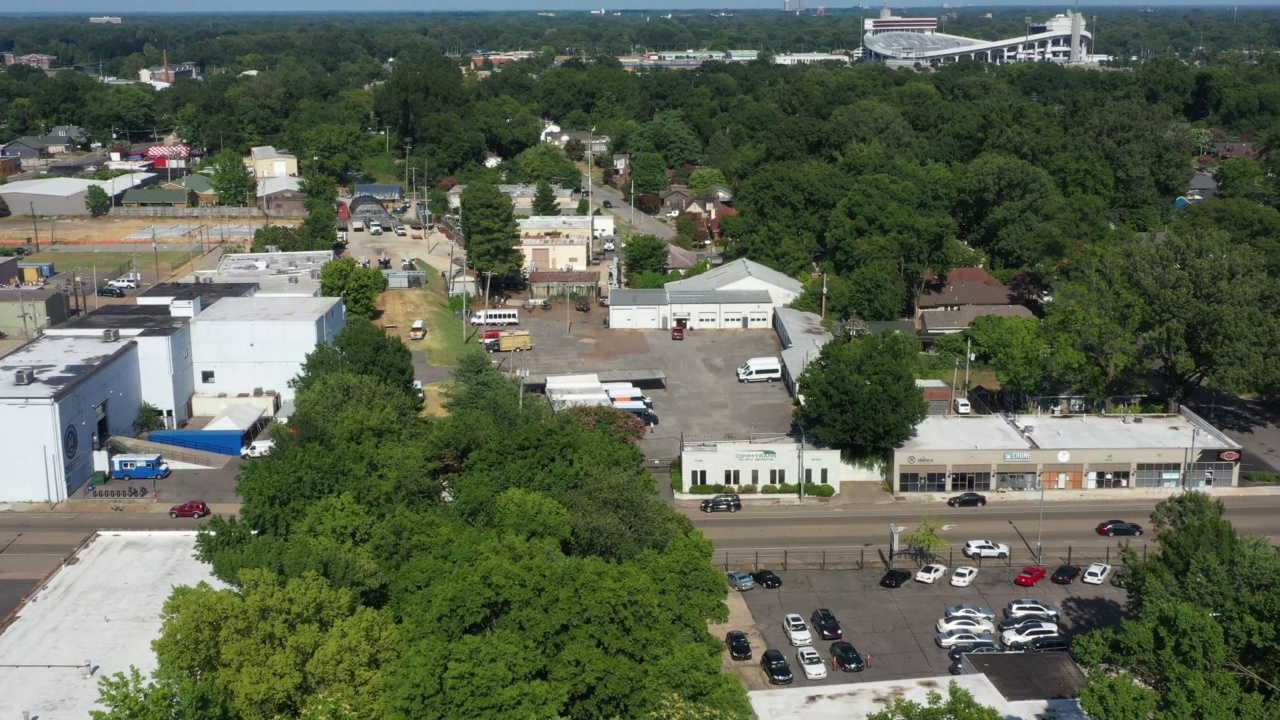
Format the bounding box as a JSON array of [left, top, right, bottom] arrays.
[[666, 258, 801, 295], [667, 289, 772, 305], [609, 289, 668, 307]]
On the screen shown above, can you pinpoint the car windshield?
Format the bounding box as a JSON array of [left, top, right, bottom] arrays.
[[767, 658, 787, 669], [787, 619, 804, 629]]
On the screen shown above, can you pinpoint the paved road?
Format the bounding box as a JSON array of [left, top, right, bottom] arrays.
[[1186, 387, 1280, 474], [687, 495, 1280, 552], [588, 184, 676, 240]]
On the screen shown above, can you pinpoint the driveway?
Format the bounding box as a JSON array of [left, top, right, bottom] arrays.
[[1186, 388, 1280, 474]]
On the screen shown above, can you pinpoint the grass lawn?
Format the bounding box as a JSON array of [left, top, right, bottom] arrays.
[[420, 382, 451, 418], [919, 365, 1001, 392], [374, 259, 475, 368], [24, 250, 191, 272]]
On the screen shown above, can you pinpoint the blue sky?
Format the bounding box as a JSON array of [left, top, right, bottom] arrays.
[[15, 1, 1280, 14]]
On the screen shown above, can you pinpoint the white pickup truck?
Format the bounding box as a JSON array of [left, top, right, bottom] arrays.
[[108, 276, 139, 289]]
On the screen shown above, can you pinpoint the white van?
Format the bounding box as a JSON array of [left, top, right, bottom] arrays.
[[469, 309, 520, 326], [352, 220, 365, 232], [953, 398, 972, 415], [606, 387, 653, 407], [240, 439, 275, 459], [737, 357, 782, 383]]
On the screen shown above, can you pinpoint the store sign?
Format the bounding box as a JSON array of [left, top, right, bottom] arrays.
[[1003, 451, 1032, 462], [734, 450, 778, 462], [905, 456, 935, 465], [1219, 451, 1241, 462]]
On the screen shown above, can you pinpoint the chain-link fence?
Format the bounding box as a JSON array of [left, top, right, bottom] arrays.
[[716, 543, 1148, 573]]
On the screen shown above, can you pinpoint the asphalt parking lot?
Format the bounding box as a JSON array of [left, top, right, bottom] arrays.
[[514, 313, 793, 456], [734, 564, 1126, 687]]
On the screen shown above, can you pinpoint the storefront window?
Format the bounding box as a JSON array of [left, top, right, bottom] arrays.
[[769, 469, 786, 485], [996, 472, 1035, 490], [724, 469, 740, 485], [1091, 471, 1130, 489], [690, 469, 707, 486], [1190, 462, 1231, 486], [951, 472, 991, 492], [899, 472, 948, 492], [1135, 463, 1181, 488]]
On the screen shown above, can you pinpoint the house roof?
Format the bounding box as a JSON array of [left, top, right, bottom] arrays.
[[661, 185, 691, 200], [668, 289, 772, 305], [917, 266, 1016, 309], [249, 146, 295, 161], [45, 125, 85, 139], [666, 243, 698, 269], [257, 176, 302, 197], [179, 173, 216, 194], [666, 258, 802, 296], [526, 271, 599, 283], [609, 289, 669, 307], [122, 187, 189, 204], [920, 304, 1034, 333], [963, 652, 1086, 702], [353, 183, 404, 200], [7, 136, 49, 150]]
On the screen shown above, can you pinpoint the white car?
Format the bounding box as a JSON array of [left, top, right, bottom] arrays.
[[796, 647, 827, 680], [950, 567, 979, 588], [394, 225, 407, 236], [1082, 562, 1113, 585], [783, 613, 813, 647], [108, 277, 139, 289], [1001, 623, 1060, 647], [962, 540, 1010, 559], [665, 209, 680, 218], [936, 616, 995, 634], [935, 629, 995, 649], [945, 603, 995, 620], [915, 564, 948, 584], [1005, 599, 1062, 619], [240, 440, 275, 459], [603, 240, 615, 252]]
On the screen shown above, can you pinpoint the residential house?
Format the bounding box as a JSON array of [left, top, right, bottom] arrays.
[[540, 124, 609, 154], [161, 173, 219, 206], [915, 266, 1032, 334], [665, 244, 699, 272], [660, 185, 693, 214], [258, 176, 307, 213], [682, 199, 738, 241], [139, 61, 200, 84], [121, 187, 192, 208], [2, 53, 56, 69], [1187, 172, 1218, 201], [246, 146, 298, 179], [1211, 142, 1254, 159], [0, 138, 47, 161], [352, 183, 403, 209], [40, 126, 86, 154], [0, 155, 20, 177]]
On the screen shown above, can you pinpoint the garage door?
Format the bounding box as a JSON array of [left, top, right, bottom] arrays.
[[637, 307, 662, 328], [723, 312, 743, 328], [748, 311, 770, 326], [610, 308, 635, 328], [697, 312, 718, 328]]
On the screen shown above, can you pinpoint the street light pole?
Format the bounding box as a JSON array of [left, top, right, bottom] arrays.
[[1035, 470, 1046, 564], [797, 424, 806, 501], [30, 203, 40, 253]]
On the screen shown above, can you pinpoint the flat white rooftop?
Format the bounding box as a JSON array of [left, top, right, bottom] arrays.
[[1014, 413, 1238, 451], [748, 676, 1086, 720], [0, 335, 134, 400], [902, 416, 1032, 452], [190, 295, 340, 323], [0, 532, 226, 719]]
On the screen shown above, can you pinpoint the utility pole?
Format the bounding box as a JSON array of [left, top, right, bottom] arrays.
[[629, 172, 635, 230], [963, 337, 972, 392], [403, 138, 413, 200], [29, 203, 40, 253], [460, 258, 468, 346], [152, 228, 161, 286], [587, 126, 595, 245], [820, 273, 827, 320], [797, 424, 806, 500]]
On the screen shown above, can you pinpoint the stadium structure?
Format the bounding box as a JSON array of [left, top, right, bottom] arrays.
[[863, 9, 1101, 66]]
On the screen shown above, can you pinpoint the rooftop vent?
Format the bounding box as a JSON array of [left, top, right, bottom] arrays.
[[103, 328, 120, 343], [252, 387, 264, 397], [1022, 425, 1035, 435], [14, 368, 35, 385], [288, 276, 299, 284]]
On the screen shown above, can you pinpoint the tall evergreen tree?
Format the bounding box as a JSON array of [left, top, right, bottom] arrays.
[[461, 182, 522, 276], [532, 180, 560, 216]]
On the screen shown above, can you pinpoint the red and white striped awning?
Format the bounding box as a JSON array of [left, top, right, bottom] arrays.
[[146, 145, 190, 158]]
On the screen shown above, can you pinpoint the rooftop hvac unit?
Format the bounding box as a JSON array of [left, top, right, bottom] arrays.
[[102, 328, 120, 343], [1022, 425, 1035, 435], [288, 276, 299, 284], [253, 387, 264, 397], [310, 269, 319, 279], [14, 368, 35, 385], [202, 277, 214, 284]]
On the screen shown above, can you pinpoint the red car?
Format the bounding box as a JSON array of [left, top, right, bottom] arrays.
[[671, 326, 685, 341], [1014, 566, 1047, 587], [169, 500, 210, 519]]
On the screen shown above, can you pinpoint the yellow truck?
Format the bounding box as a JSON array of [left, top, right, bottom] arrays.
[[481, 329, 533, 353]]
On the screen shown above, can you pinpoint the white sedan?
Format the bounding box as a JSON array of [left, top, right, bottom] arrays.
[[950, 567, 979, 587], [1082, 562, 1113, 585], [936, 629, 995, 649], [796, 647, 828, 680], [945, 603, 996, 620], [915, 564, 948, 584], [783, 613, 813, 647], [936, 616, 995, 634], [603, 240, 615, 251], [962, 540, 1011, 559], [1001, 623, 1060, 646]]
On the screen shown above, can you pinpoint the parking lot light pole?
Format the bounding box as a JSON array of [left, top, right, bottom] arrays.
[[797, 424, 806, 501], [1035, 470, 1045, 565]]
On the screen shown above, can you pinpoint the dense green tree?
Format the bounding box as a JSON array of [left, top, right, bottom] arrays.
[[794, 331, 928, 453], [531, 180, 560, 216], [319, 256, 385, 319], [866, 681, 1003, 720], [624, 234, 668, 282], [460, 182, 522, 276], [965, 315, 1048, 395], [473, 96, 541, 159], [629, 111, 703, 168], [513, 143, 580, 190], [294, 319, 415, 399], [687, 168, 727, 196], [1214, 157, 1268, 202], [953, 152, 1060, 268], [1181, 198, 1280, 275], [631, 152, 668, 195], [84, 185, 110, 216], [208, 149, 256, 207]]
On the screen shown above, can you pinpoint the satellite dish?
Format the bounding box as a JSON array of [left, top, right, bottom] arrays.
[[1057, 451, 1071, 463]]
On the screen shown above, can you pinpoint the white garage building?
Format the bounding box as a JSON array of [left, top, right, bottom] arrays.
[[608, 259, 802, 330]]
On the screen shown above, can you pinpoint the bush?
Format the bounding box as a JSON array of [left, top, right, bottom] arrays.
[[777, 483, 799, 494], [1243, 471, 1280, 485], [669, 457, 682, 491], [688, 484, 726, 495], [813, 484, 836, 497], [739, 484, 758, 494], [760, 484, 778, 494]]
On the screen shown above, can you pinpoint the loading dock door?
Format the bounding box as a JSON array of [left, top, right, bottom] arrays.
[[637, 307, 661, 328]]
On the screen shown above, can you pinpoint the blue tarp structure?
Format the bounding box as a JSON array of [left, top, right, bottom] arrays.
[[148, 429, 247, 456]]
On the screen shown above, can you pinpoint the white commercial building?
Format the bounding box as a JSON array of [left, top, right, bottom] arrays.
[[518, 214, 615, 239], [0, 173, 156, 215], [0, 532, 227, 718], [190, 296, 345, 401], [607, 259, 801, 331], [772, 52, 851, 66], [773, 307, 832, 401], [190, 249, 332, 296], [0, 335, 142, 501], [682, 436, 854, 494]]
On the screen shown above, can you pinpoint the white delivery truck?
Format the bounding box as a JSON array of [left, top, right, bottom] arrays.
[[604, 386, 653, 408], [613, 400, 659, 425], [737, 357, 782, 383]]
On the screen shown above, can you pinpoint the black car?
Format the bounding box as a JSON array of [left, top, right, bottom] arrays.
[[830, 641, 865, 672], [879, 569, 911, 588], [1008, 635, 1071, 653], [1096, 520, 1143, 537], [948, 642, 1001, 661], [751, 570, 782, 589], [948, 659, 966, 675], [1051, 565, 1081, 584], [947, 492, 987, 508], [13, 247, 31, 257], [97, 286, 126, 297], [725, 630, 752, 660], [998, 614, 1056, 633], [700, 494, 741, 513], [602, 200, 613, 208], [811, 609, 842, 640], [760, 649, 794, 685]]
